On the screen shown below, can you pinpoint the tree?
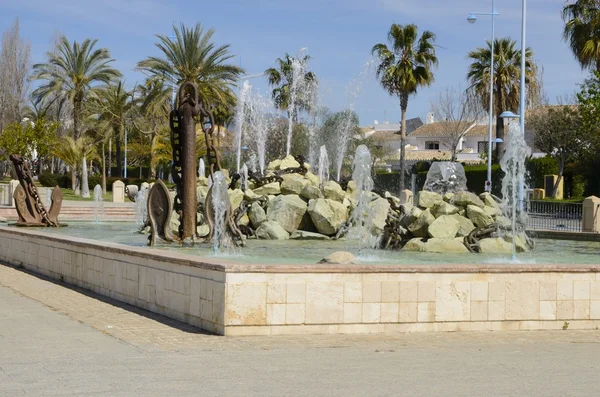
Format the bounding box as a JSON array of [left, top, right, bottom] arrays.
[[0, 119, 58, 163], [372, 23, 438, 190], [528, 105, 585, 198], [430, 86, 483, 162], [137, 23, 243, 109], [563, 0, 600, 71], [0, 18, 30, 132], [31, 36, 121, 139], [467, 38, 539, 159], [52, 136, 98, 195], [577, 70, 600, 158]]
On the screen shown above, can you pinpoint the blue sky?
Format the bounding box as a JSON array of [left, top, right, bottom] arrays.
[[0, 0, 587, 126]]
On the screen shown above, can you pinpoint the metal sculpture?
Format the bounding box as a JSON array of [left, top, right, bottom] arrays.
[[9, 154, 62, 227], [146, 179, 176, 246]]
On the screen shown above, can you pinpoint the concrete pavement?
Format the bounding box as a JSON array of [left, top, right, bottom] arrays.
[[1, 263, 599, 397]]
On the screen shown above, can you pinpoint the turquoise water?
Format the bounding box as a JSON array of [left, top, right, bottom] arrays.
[[35, 222, 600, 266]]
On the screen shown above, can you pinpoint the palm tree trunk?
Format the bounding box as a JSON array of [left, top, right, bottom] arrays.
[[81, 154, 90, 198], [108, 138, 112, 177], [102, 142, 107, 195], [70, 166, 77, 192], [399, 94, 408, 191], [115, 126, 122, 177], [73, 96, 82, 139]]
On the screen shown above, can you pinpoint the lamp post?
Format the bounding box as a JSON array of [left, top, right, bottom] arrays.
[[468, 0, 499, 193]]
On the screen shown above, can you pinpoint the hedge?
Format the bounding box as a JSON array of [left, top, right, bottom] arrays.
[[38, 173, 156, 192]]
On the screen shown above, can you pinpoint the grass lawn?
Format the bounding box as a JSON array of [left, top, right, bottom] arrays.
[[60, 189, 112, 202]]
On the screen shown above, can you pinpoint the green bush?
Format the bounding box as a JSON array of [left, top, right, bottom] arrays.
[[525, 156, 558, 189], [38, 172, 59, 187]]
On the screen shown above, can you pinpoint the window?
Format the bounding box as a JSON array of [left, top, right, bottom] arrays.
[[477, 141, 489, 154], [425, 141, 439, 150]]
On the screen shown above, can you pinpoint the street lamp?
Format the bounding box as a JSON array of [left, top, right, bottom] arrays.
[[468, 1, 499, 193]]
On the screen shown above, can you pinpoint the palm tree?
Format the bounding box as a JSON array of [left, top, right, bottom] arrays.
[[53, 136, 98, 195], [137, 23, 243, 109], [372, 23, 438, 190], [89, 81, 133, 178], [563, 0, 600, 71], [467, 38, 539, 159], [31, 36, 121, 139]]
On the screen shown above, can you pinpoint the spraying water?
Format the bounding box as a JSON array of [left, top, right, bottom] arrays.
[[345, 145, 378, 254], [234, 81, 251, 173], [317, 145, 330, 188], [245, 88, 274, 175], [93, 184, 103, 224], [198, 158, 205, 178], [500, 121, 531, 259], [286, 49, 309, 156], [334, 60, 376, 181], [211, 171, 229, 254], [305, 79, 320, 167], [249, 153, 257, 174], [134, 188, 148, 229], [241, 164, 249, 190]]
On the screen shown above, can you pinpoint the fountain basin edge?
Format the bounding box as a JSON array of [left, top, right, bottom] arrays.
[[1, 226, 599, 336]]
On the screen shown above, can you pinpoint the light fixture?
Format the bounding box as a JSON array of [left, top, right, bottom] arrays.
[[499, 111, 519, 119], [467, 14, 477, 24]]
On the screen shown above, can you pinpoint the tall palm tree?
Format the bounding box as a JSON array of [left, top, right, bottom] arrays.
[[137, 23, 243, 109], [372, 23, 438, 190], [563, 0, 600, 71], [53, 135, 98, 195], [89, 81, 133, 178], [467, 38, 539, 159], [31, 36, 121, 139], [264, 53, 317, 118]]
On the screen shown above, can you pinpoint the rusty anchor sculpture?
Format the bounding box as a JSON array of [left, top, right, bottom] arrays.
[[147, 82, 244, 248], [9, 154, 62, 227]]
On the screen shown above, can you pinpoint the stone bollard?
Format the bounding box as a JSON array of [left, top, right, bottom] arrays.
[[532, 188, 545, 200], [399, 189, 413, 205], [112, 180, 125, 203], [9, 180, 20, 207], [582, 196, 600, 233]]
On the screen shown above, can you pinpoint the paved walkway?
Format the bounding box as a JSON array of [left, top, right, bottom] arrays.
[[1, 263, 600, 396]]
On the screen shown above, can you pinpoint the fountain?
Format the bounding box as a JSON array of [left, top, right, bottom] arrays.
[[345, 145, 378, 254], [245, 88, 273, 175], [240, 164, 249, 191], [210, 171, 229, 254], [423, 162, 468, 194], [134, 187, 148, 229], [286, 53, 307, 157], [500, 121, 532, 259], [93, 184, 104, 224], [305, 79, 320, 168], [198, 158, 205, 178], [234, 81, 251, 173], [317, 145, 329, 188]]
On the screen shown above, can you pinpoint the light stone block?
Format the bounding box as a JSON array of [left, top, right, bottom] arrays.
[[417, 302, 435, 322], [344, 303, 362, 323], [400, 282, 418, 302], [226, 283, 267, 326], [344, 283, 362, 303], [591, 301, 600, 319], [574, 281, 591, 300], [470, 301, 488, 321], [363, 282, 382, 303], [200, 299, 213, 321], [505, 281, 539, 320], [489, 282, 506, 301], [305, 283, 343, 324], [435, 282, 470, 322], [470, 282, 488, 301], [488, 301, 505, 321], [286, 304, 306, 325], [381, 282, 400, 303], [540, 301, 556, 320], [267, 304, 286, 325], [418, 282, 436, 302], [557, 301, 574, 320], [557, 281, 574, 300], [574, 301, 590, 320], [380, 303, 399, 323], [539, 282, 557, 301], [399, 302, 418, 323], [362, 303, 381, 323], [287, 283, 306, 304], [591, 282, 600, 300], [267, 283, 286, 304]]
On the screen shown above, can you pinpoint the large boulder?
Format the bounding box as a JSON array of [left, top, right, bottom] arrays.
[[318, 251, 357, 265], [290, 230, 330, 240], [279, 155, 301, 170], [453, 191, 485, 208], [483, 205, 502, 217], [244, 189, 260, 201], [322, 181, 345, 202], [281, 175, 310, 195], [266, 195, 308, 233], [495, 215, 512, 228], [196, 224, 210, 237], [267, 159, 282, 170], [450, 214, 476, 237], [196, 186, 209, 204], [248, 202, 267, 227], [505, 233, 532, 253], [307, 198, 348, 235], [197, 176, 209, 187], [428, 215, 459, 239], [401, 206, 422, 227], [467, 205, 494, 228], [431, 201, 459, 217], [300, 185, 323, 200], [305, 171, 320, 186], [479, 237, 512, 254], [228, 188, 244, 210], [368, 197, 391, 233], [253, 182, 281, 196], [256, 221, 290, 240], [402, 238, 427, 252], [423, 238, 469, 253], [408, 209, 435, 237], [418, 191, 442, 208], [480, 192, 501, 210]]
